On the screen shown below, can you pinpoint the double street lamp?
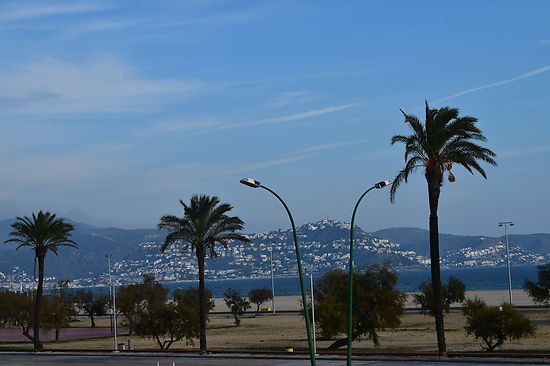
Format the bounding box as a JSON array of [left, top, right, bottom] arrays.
[[347, 180, 391, 366], [498, 221, 514, 304], [240, 178, 316, 366]]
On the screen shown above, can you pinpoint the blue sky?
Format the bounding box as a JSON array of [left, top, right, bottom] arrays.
[[0, 1, 549, 236]]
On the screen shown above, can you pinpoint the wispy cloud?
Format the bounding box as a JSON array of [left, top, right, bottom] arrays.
[[295, 140, 366, 154], [219, 154, 315, 177], [266, 90, 318, 108], [69, 19, 136, 34], [155, 119, 219, 132], [0, 56, 213, 115], [435, 65, 550, 103], [196, 103, 361, 135], [141, 154, 315, 194], [0, 153, 128, 186], [499, 144, 550, 159], [0, 3, 109, 22], [152, 7, 265, 29]]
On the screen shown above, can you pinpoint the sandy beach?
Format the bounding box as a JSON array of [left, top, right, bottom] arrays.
[[212, 288, 537, 312]]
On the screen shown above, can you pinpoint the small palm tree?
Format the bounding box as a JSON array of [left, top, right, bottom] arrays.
[[390, 101, 496, 356], [4, 211, 78, 351], [158, 195, 250, 354]]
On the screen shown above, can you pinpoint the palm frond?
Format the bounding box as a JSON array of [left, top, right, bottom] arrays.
[[158, 195, 249, 261], [4, 211, 78, 261], [391, 102, 497, 200]]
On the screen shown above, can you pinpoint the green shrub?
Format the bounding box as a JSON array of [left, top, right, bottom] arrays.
[[462, 298, 535, 351], [413, 276, 466, 315]]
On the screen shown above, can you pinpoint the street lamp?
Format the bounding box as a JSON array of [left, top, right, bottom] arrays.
[[106, 253, 118, 351], [347, 180, 391, 366], [498, 221, 514, 304], [240, 178, 316, 366]]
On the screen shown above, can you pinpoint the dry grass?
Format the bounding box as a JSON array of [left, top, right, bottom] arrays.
[[2, 311, 550, 353]]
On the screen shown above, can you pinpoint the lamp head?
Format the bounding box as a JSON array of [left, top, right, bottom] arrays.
[[240, 178, 261, 188], [375, 180, 392, 189]]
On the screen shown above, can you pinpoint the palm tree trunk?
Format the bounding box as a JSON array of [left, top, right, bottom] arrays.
[[34, 255, 45, 352], [197, 247, 207, 354], [426, 173, 447, 357]]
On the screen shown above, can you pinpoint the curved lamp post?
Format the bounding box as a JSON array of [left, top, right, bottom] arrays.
[[240, 178, 316, 366], [347, 180, 391, 366]]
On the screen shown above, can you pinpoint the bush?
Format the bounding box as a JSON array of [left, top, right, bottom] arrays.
[[73, 288, 109, 328], [462, 298, 535, 351], [314, 262, 406, 350], [524, 263, 550, 305], [248, 287, 273, 314], [413, 276, 466, 315], [117, 275, 200, 349], [224, 288, 250, 327]]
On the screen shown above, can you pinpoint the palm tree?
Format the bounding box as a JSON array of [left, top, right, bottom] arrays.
[[390, 101, 496, 356], [4, 211, 78, 351], [158, 194, 250, 354]]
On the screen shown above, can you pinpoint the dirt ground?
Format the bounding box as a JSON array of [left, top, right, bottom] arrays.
[[2, 310, 549, 353]]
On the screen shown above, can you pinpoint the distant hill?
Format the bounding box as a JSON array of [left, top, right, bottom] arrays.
[[0, 218, 161, 279], [0, 217, 548, 289], [374, 227, 550, 256]]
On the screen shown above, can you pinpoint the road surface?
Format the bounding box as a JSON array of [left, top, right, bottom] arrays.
[[0, 353, 548, 366]]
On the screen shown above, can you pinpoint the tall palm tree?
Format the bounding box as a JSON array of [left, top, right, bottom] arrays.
[[158, 194, 250, 354], [4, 211, 78, 351], [390, 101, 496, 356]]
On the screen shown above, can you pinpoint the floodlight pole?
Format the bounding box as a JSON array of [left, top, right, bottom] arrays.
[[269, 247, 276, 314], [499, 221, 514, 304], [347, 181, 390, 366], [309, 273, 317, 355], [106, 253, 118, 351], [240, 178, 316, 366]]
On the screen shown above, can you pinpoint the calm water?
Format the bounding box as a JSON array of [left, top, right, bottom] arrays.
[[161, 264, 540, 297], [53, 264, 540, 298]]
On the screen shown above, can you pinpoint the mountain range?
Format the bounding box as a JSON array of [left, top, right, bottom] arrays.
[[0, 218, 548, 289]]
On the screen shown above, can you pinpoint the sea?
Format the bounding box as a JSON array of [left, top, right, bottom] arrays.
[[92, 264, 542, 298]]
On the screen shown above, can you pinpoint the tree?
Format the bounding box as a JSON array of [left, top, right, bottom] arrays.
[[4, 211, 78, 351], [523, 263, 550, 305], [0, 290, 34, 342], [173, 287, 215, 316], [463, 298, 535, 351], [42, 280, 76, 341], [314, 263, 406, 350], [73, 289, 109, 328], [117, 274, 161, 335], [158, 195, 250, 353], [414, 276, 466, 315], [224, 288, 251, 327], [130, 277, 199, 350], [389, 102, 497, 355], [248, 287, 273, 314]]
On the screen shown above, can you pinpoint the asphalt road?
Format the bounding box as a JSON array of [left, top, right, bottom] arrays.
[[1, 353, 549, 366]]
